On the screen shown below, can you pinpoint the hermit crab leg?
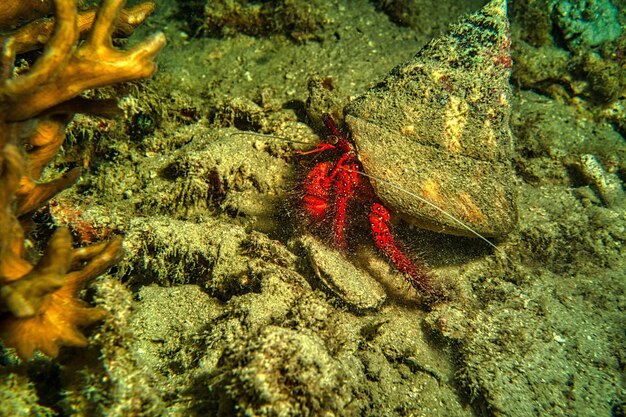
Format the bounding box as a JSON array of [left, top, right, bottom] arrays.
[[369, 203, 433, 293], [332, 162, 360, 249]]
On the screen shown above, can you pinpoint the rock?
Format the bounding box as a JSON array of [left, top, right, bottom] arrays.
[[295, 234, 387, 312], [554, 0, 622, 51]]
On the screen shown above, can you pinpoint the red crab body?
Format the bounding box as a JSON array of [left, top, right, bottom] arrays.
[[300, 115, 434, 294]]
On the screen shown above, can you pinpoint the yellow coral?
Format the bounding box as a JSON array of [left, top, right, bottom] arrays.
[[0, 228, 123, 359], [0, 0, 165, 360], [0, 0, 54, 30]]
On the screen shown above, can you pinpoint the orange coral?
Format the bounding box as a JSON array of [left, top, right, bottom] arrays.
[[0, 0, 53, 30], [0, 3, 157, 55], [0, 0, 165, 360], [0, 228, 123, 359]]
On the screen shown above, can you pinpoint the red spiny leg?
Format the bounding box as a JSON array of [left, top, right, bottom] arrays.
[[369, 203, 432, 293], [302, 162, 333, 222], [332, 162, 360, 249]]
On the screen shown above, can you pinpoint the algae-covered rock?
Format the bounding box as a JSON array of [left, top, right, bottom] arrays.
[[372, 0, 486, 34], [509, 0, 554, 47], [511, 0, 626, 105], [0, 373, 55, 417], [182, 0, 332, 42], [554, 0, 622, 51], [295, 234, 387, 312], [208, 326, 355, 415]]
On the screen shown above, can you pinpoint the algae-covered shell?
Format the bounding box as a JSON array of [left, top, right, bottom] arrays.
[[345, 0, 517, 237]]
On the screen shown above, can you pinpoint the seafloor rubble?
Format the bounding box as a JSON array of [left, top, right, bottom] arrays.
[[1, 0, 625, 416]]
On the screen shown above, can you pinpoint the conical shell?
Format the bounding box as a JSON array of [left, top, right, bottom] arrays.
[[346, 0, 516, 237]]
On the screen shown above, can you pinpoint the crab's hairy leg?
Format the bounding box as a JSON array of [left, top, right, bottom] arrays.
[[369, 203, 433, 293], [332, 163, 359, 249]]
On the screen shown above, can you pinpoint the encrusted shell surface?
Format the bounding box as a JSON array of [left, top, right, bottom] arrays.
[[345, 0, 517, 237]]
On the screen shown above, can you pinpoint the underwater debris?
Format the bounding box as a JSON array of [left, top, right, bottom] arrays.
[[578, 154, 626, 208], [184, 0, 330, 42]]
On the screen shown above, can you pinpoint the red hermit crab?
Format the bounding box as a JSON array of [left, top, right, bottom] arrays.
[[292, 0, 517, 299], [299, 114, 436, 294]]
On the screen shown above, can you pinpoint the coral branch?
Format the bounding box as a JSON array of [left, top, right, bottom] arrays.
[[0, 0, 166, 121], [0, 233, 123, 359], [0, 0, 77, 102], [0, 0, 53, 30], [0, 0, 163, 360], [0, 3, 157, 55], [369, 203, 434, 294]]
